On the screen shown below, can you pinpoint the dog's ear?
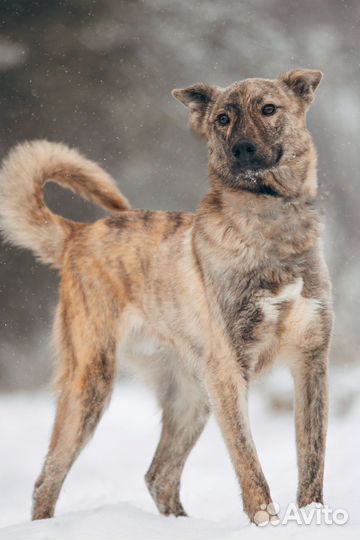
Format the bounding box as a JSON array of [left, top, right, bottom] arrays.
[[280, 69, 323, 104], [172, 83, 221, 139]]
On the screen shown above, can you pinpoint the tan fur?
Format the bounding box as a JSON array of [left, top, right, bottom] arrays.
[[0, 140, 129, 266], [0, 68, 332, 524]]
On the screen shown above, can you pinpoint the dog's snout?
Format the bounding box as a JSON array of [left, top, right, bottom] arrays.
[[231, 140, 257, 159]]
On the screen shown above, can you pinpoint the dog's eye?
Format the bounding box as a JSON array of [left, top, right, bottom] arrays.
[[217, 113, 230, 126], [262, 104, 277, 116]]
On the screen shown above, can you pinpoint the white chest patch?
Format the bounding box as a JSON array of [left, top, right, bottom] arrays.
[[260, 278, 322, 346], [260, 277, 304, 323]]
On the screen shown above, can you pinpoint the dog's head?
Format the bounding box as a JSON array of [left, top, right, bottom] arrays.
[[172, 69, 322, 197]]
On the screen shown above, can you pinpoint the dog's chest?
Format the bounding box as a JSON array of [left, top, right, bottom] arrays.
[[217, 272, 321, 359], [259, 278, 304, 327], [258, 278, 321, 343]]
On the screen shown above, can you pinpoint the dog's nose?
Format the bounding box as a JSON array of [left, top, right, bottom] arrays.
[[231, 140, 257, 160]]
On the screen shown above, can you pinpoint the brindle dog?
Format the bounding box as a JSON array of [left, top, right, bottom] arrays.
[[0, 68, 332, 524]]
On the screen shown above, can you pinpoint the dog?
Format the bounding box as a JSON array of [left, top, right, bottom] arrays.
[[0, 68, 332, 524]]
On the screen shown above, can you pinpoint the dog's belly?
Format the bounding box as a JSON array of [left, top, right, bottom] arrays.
[[117, 306, 204, 393]]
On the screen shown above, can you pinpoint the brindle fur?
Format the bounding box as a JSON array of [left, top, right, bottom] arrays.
[[0, 68, 332, 524]]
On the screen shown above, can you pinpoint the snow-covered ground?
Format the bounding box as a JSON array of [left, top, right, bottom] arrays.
[[0, 373, 359, 539]]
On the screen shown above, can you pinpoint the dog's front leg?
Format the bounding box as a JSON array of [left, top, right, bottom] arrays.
[[203, 347, 274, 524], [292, 347, 329, 508]]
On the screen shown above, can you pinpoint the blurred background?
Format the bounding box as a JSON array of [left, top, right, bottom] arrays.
[[0, 0, 359, 393]]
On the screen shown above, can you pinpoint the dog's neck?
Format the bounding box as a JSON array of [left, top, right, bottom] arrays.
[[195, 160, 323, 267]]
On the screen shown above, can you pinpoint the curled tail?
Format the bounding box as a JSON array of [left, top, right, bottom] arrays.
[[0, 140, 130, 267]]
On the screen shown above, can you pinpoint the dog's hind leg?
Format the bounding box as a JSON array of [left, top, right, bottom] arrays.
[[145, 373, 209, 517], [32, 302, 118, 520]]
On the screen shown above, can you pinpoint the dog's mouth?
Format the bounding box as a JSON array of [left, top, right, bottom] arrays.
[[213, 146, 285, 196], [231, 146, 284, 175], [241, 179, 281, 197], [226, 146, 284, 196]]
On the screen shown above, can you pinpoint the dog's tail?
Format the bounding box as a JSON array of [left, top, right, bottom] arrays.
[[0, 140, 130, 268]]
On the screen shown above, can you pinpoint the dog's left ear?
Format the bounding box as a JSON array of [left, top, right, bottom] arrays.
[[172, 83, 221, 139], [280, 69, 323, 104]]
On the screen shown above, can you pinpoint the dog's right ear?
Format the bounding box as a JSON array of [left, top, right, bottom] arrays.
[[172, 83, 221, 140]]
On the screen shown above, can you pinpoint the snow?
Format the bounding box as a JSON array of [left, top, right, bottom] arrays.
[[0, 377, 359, 539]]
